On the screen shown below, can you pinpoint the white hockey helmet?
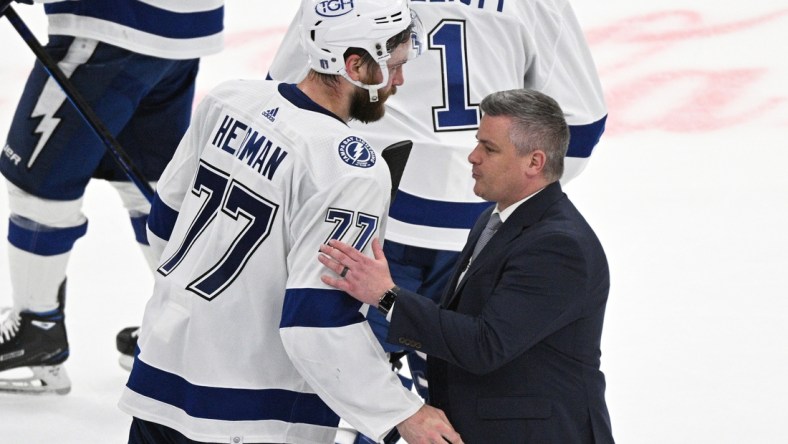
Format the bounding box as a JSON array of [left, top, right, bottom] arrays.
[[300, 0, 424, 101]]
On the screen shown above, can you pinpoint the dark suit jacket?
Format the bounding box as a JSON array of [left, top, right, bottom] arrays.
[[387, 182, 613, 443]]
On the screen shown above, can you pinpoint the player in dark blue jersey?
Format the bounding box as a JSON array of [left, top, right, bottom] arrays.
[[0, 0, 224, 394]]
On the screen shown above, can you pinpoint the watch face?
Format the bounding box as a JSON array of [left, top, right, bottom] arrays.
[[378, 286, 398, 314]]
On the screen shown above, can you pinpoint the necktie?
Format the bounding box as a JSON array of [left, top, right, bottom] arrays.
[[455, 212, 503, 292], [471, 212, 502, 260]]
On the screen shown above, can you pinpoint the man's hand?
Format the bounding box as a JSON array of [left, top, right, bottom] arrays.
[[318, 238, 395, 306], [397, 404, 463, 444]]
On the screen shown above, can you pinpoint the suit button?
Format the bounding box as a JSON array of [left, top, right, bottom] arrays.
[[398, 338, 422, 349]]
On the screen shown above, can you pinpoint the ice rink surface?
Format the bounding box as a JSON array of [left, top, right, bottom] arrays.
[[1, 2, 787, 442]]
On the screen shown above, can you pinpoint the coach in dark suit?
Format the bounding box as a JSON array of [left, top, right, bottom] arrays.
[[319, 89, 614, 443]]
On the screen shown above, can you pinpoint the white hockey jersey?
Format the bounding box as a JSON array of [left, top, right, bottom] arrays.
[[268, 0, 607, 251], [40, 0, 224, 59], [118, 81, 422, 443]]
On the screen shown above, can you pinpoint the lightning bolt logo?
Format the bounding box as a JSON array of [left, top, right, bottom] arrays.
[[27, 38, 98, 169], [337, 136, 376, 168]]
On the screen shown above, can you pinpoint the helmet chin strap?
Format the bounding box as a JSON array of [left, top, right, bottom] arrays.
[[340, 61, 390, 103], [367, 87, 380, 103]]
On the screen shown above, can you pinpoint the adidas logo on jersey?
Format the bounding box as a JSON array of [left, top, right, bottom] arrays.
[[262, 107, 279, 123]]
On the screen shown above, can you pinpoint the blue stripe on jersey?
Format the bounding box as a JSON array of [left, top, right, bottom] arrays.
[[281, 288, 365, 328], [127, 355, 340, 425], [8, 217, 87, 256], [567, 115, 607, 159], [389, 192, 493, 229], [147, 194, 178, 242], [388, 115, 607, 229], [44, 1, 223, 40]]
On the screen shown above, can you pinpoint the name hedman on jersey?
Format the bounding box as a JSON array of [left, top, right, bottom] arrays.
[[211, 114, 289, 181]]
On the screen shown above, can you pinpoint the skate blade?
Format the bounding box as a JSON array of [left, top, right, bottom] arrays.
[[0, 365, 71, 395]]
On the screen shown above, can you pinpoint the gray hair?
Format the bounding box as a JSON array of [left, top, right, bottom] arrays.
[[480, 89, 570, 182]]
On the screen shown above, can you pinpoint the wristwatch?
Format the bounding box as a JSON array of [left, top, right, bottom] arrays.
[[377, 285, 400, 315]]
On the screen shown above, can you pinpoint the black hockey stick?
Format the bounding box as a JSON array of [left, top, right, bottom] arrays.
[[378, 140, 412, 444], [1, 4, 155, 203], [381, 140, 412, 204]]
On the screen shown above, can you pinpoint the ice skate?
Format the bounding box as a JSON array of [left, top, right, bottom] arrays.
[[116, 326, 138, 371], [0, 308, 71, 395]]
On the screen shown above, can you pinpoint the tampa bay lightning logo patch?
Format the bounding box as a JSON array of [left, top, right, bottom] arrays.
[[338, 136, 376, 168]]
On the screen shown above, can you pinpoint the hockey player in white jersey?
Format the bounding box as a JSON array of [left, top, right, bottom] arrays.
[[119, 1, 463, 443], [268, 0, 608, 405], [0, 0, 223, 395]]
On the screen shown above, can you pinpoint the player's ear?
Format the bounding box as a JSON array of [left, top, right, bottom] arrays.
[[344, 54, 365, 82]]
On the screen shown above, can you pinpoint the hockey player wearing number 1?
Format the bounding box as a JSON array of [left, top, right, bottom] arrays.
[[268, 0, 609, 404], [118, 1, 463, 443]]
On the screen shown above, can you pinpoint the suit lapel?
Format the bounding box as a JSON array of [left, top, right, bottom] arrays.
[[441, 206, 493, 308], [443, 182, 566, 308]]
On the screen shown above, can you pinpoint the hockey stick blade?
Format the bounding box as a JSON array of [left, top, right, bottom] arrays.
[[381, 140, 412, 204], [1, 5, 155, 203]]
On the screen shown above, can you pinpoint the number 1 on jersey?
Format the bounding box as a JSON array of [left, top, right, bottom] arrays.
[[430, 20, 480, 132]]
